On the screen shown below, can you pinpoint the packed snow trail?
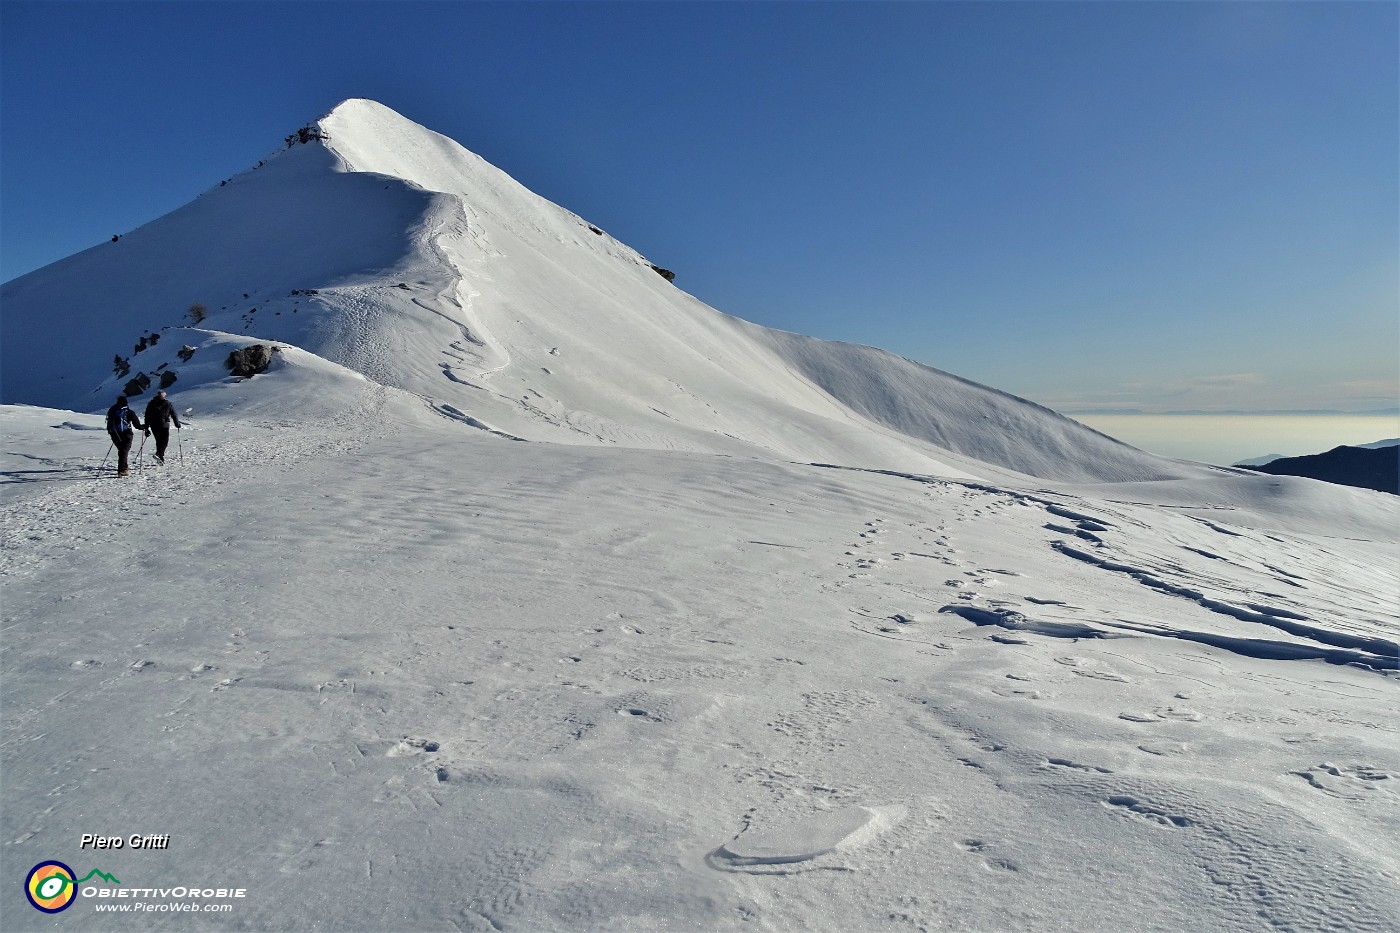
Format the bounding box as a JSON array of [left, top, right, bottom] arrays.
[[3, 403, 1396, 932]]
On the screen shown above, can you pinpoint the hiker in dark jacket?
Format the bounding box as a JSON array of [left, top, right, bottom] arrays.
[[143, 390, 182, 464], [105, 395, 146, 477]]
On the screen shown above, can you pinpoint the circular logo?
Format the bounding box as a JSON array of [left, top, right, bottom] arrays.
[[25, 861, 77, 913]]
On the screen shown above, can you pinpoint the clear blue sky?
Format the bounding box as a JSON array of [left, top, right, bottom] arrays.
[[2, 1, 1395, 413]]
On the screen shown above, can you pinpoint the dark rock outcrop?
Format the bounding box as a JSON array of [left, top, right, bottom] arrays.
[[226, 344, 273, 378], [1245, 445, 1398, 496], [649, 264, 675, 282], [285, 125, 329, 148], [122, 372, 152, 398]]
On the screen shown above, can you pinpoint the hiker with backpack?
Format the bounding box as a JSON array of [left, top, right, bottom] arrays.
[[105, 395, 146, 477], [143, 389, 182, 464]]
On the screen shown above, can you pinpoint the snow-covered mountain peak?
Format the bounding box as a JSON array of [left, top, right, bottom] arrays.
[[306, 99, 607, 249], [321, 95, 403, 124], [314, 98, 455, 154], [4, 99, 1208, 484], [313, 99, 502, 193]]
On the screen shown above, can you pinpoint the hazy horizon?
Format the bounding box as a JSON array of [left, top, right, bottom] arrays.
[[1074, 413, 1400, 466]]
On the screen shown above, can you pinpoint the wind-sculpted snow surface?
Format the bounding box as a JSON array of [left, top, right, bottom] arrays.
[[4, 98, 1195, 484], [752, 325, 1187, 483], [2, 398, 1397, 931]]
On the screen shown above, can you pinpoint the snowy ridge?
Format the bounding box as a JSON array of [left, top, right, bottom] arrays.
[[5, 99, 1194, 484], [750, 324, 1178, 483]]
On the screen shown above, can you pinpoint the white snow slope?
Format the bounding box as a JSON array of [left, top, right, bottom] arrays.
[[2, 101, 1397, 932], [4, 98, 1189, 485]]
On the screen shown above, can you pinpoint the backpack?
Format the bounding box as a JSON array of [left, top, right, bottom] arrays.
[[106, 405, 130, 434]]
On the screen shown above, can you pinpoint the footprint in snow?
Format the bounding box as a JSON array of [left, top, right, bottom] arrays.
[[1291, 763, 1396, 798], [983, 857, 1020, 873], [1137, 742, 1189, 757], [1043, 757, 1113, 774], [386, 737, 440, 757], [709, 804, 905, 873], [1104, 795, 1194, 828]]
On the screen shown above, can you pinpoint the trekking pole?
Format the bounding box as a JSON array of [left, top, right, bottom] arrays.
[[99, 442, 113, 475], [178, 426, 184, 465], [136, 430, 148, 472]]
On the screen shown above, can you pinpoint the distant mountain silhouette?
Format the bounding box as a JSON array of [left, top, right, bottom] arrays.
[[1245, 445, 1399, 495], [1234, 452, 1287, 467]]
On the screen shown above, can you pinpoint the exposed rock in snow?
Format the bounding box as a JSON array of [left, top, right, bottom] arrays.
[[226, 343, 274, 378]]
